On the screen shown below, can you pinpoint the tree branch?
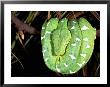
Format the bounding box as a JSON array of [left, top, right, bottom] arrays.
[[96, 30, 100, 37], [11, 15, 40, 35]]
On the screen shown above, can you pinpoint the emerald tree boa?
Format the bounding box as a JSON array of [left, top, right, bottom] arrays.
[[41, 17, 96, 74]]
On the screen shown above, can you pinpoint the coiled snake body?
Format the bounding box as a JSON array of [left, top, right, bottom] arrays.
[[41, 17, 96, 74]]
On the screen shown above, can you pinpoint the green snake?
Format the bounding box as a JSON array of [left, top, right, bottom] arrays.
[[41, 17, 96, 74]]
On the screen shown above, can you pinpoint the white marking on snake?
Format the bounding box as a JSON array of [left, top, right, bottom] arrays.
[[76, 38, 81, 41], [77, 63, 82, 67], [86, 44, 90, 48], [64, 63, 68, 67], [80, 54, 86, 58], [47, 22, 50, 26], [56, 67, 60, 72], [83, 37, 88, 41], [43, 49, 46, 53], [73, 21, 76, 23], [69, 70, 75, 73], [81, 25, 89, 30], [43, 53, 45, 56], [69, 54, 76, 60], [45, 31, 51, 34], [95, 36, 96, 39], [61, 20, 64, 22], [71, 43, 76, 46], [41, 35, 45, 40], [82, 61, 86, 65], [42, 27, 45, 29], [45, 58, 48, 62], [71, 26, 75, 29]]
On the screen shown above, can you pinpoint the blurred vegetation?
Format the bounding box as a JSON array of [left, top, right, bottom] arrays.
[[11, 11, 100, 77]]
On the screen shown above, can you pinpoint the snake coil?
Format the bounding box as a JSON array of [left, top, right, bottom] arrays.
[[41, 17, 96, 74]]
